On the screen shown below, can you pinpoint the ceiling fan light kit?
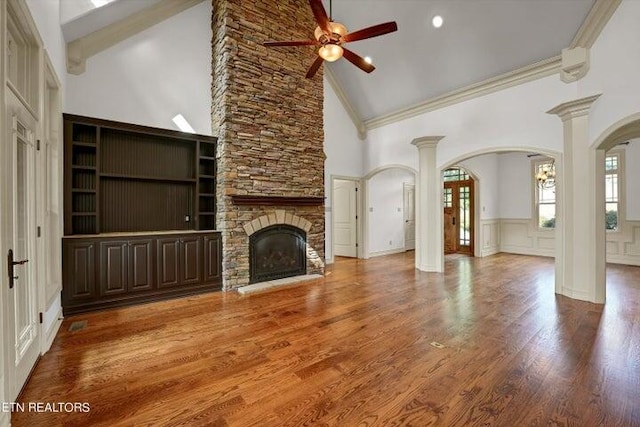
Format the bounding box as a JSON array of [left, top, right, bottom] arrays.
[[264, 0, 398, 78]]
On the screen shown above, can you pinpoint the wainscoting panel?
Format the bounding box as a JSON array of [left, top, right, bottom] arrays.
[[496, 219, 640, 266], [499, 219, 554, 257], [480, 219, 500, 257]]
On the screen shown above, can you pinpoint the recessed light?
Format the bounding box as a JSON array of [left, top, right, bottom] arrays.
[[172, 114, 195, 133], [364, 56, 372, 64], [432, 15, 443, 28]]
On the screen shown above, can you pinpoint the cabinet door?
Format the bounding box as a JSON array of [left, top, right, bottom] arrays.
[[128, 239, 154, 292], [180, 236, 202, 286], [99, 241, 128, 296], [63, 240, 97, 303], [157, 238, 180, 289], [203, 234, 222, 285]]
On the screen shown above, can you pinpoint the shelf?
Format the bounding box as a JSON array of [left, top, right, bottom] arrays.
[[72, 189, 97, 194], [199, 212, 216, 216], [199, 155, 215, 161], [199, 193, 215, 197], [71, 212, 97, 216], [72, 165, 97, 171], [72, 141, 97, 148], [100, 173, 196, 183], [230, 195, 324, 206], [199, 174, 216, 179]]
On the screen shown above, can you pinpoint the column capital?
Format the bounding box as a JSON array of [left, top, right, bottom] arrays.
[[411, 136, 445, 150], [546, 94, 601, 122]]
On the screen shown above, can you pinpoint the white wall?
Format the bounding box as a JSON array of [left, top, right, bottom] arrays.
[[364, 74, 572, 175], [497, 152, 533, 219], [580, 0, 640, 144], [65, 1, 212, 135], [459, 153, 500, 220], [625, 140, 640, 220], [26, 0, 67, 92], [368, 168, 415, 255], [324, 80, 364, 262]]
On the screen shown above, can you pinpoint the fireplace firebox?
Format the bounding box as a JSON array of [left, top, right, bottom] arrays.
[[249, 224, 306, 284]]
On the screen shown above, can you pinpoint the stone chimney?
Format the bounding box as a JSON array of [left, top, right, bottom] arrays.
[[211, 0, 325, 289]]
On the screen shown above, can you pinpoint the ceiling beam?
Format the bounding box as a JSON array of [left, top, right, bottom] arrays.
[[67, 0, 204, 74]]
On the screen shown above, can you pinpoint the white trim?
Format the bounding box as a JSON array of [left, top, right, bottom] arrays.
[[369, 248, 406, 258], [325, 68, 366, 140], [363, 164, 418, 180], [569, 0, 622, 49], [0, 412, 10, 427], [67, 0, 205, 74], [42, 308, 62, 354], [591, 113, 640, 151], [365, 56, 561, 131]]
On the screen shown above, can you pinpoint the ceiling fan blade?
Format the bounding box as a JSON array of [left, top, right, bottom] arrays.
[[309, 0, 331, 34], [342, 48, 375, 73], [306, 56, 324, 79], [264, 40, 319, 47], [342, 21, 398, 43]]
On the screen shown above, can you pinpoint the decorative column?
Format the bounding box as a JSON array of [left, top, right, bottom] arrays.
[[411, 136, 445, 272], [547, 94, 603, 303]]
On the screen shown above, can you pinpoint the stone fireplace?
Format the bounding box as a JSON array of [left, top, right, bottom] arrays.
[[246, 212, 311, 283], [211, 0, 325, 289]]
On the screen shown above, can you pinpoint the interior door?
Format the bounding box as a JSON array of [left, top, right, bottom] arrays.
[[6, 116, 40, 400], [403, 183, 415, 251], [333, 179, 357, 257], [443, 180, 474, 256]]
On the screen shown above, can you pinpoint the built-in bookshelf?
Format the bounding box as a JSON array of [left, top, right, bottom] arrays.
[[64, 114, 218, 235]]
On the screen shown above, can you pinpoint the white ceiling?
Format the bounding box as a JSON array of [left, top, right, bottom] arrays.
[[323, 0, 595, 121], [63, 0, 596, 123]]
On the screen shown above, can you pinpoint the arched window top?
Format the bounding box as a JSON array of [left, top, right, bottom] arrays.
[[443, 168, 470, 182]]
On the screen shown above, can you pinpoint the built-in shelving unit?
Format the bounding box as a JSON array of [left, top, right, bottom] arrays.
[[64, 114, 217, 235], [63, 114, 221, 314], [197, 140, 217, 230]]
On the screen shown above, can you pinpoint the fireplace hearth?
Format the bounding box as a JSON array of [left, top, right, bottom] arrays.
[[249, 224, 306, 284]]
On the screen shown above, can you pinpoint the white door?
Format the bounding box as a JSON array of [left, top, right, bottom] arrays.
[[333, 179, 357, 257], [6, 116, 40, 400], [403, 183, 415, 251]]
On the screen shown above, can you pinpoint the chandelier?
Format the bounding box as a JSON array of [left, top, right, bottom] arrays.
[[535, 161, 556, 189]]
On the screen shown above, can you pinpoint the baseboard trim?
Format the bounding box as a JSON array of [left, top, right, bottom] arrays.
[[0, 411, 10, 427], [42, 309, 63, 354], [369, 248, 406, 258], [480, 246, 500, 257], [606, 255, 640, 267], [500, 246, 555, 258]]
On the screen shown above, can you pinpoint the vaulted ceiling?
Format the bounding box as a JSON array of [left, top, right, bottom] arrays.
[[63, 0, 597, 125]]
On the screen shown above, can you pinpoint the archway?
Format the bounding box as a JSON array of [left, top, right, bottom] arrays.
[[439, 147, 563, 294], [592, 113, 640, 302], [362, 165, 418, 259]]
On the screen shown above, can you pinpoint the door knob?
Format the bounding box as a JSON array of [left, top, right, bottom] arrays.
[[7, 249, 28, 290]]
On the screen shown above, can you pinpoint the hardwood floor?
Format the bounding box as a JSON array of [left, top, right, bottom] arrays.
[[13, 253, 640, 426]]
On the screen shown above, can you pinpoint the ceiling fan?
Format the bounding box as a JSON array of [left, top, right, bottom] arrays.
[[263, 0, 398, 78]]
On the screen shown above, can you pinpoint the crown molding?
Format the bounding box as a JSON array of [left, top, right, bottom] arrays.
[[324, 67, 367, 140], [569, 0, 622, 49], [67, 0, 204, 74], [364, 55, 561, 131]]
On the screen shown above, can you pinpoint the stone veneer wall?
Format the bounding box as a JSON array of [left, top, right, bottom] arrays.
[[211, 0, 325, 289]]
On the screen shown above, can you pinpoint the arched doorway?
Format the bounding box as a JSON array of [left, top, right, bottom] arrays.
[[442, 167, 474, 255], [592, 113, 640, 301]]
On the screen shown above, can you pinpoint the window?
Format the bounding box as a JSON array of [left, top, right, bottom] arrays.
[[605, 153, 619, 231], [443, 168, 469, 182], [535, 160, 556, 229]]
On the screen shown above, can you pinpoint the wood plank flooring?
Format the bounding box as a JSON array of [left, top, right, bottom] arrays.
[[12, 253, 640, 426]]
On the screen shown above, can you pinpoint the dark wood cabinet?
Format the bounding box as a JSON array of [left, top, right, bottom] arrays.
[[63, 232, 222, 314], [64, 114, 217, 234]]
